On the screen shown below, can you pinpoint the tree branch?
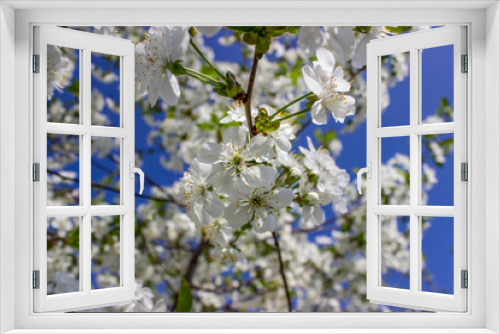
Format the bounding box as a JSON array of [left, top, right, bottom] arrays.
[[272, 231, 292, 312], [244, 50, 259, 138], [47, 169, 181, 205], [171, 239, 208, 311]]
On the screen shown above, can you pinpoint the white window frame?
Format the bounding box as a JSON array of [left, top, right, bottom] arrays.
[[365, 26, 467, 312], [0, 1, 499, 333], [33, 26, 136, 312]]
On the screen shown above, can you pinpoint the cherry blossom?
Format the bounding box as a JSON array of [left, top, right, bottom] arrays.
[[47, 45, 74, 99], [135, 26, 190, 106], [302, 48, 356, 124]]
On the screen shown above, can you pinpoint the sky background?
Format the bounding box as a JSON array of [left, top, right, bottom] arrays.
[[54, 26, 457, 308]]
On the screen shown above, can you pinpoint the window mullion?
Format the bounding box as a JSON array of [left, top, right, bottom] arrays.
[[409, 47, 420, 294], [82, 47, 92, 294]]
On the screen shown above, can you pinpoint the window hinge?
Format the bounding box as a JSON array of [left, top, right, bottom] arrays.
[[33, 54, 40, 73], [33, 163, 40, 182], [461, 54, 468, 73], [33, 270, 40, 289], [461, 162, 468, 181], [461, 270, 468, 289]]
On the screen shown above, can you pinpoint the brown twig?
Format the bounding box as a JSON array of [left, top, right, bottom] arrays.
[[272, 231, 292, 312], [171, 239, 208, 311], [243, 50, 259, 138], [47, 169, 181, 205]]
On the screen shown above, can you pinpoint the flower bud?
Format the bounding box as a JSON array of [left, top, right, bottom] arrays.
[[308, 171, 320, 185], [169, 61, 187, 76], [304, 192, 320, 205], [286, 167, 301, 184]]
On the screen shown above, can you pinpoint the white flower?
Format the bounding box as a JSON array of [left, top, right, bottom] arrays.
[[325, 27, 356, 65], [202, 218, 232, 247], [352, 27, 388, 69], [135, 26, 190, 106], [197, 126, 275, 196], [47, 45, 74, 100], [195, 26, 221, 37], [302, 48, 356, 124], [123, 280, 166, 312], [216, 247, 245, 264], [299, 178, 324, 226], [178, 160, 224, 228], [429, 141, 445, 164], [297, 27, 326, 57], [258, 105, 296, 152], [220, 101, 258, 127], [299, 137, 350, 213], [225, 182, 293, 233]]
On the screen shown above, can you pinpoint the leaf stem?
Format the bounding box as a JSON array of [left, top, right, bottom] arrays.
[[271, 107, 310, 126], [244, 50, 260, 138], [185, 68, 220, 86], [271, 92, 314, 119], [190, 39, 225, 80]]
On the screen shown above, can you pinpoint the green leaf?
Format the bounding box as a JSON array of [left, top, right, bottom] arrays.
[[385, 26, 412, 34], [229, 26, 257, 33], [243, 32, 258, 45], [197, 123, 215, 131], [176, 278, 192, 312]]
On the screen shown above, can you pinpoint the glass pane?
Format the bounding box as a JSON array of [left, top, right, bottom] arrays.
[[421, 134, 454, 206], [91, 137, 121, 205], [91, 52, 121, 127], [381, 136, 410, 205], [47, 45, 80, 124], [421, 216, 454, 294], [47, 134, 80, 206], [380, 215, 410, 290], [380, 52, 410, 127], [47, 216, 80, 294], [91, 216, 121, 290], [421, 45, 454, 124]]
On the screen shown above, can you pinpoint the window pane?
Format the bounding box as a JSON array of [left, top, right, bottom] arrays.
[[47, 134, 80, 206], [381, 136, 410, 205], [421, 134, 454, 206], [91, 52, 121, 127], [380, 215, 410, 290], [421, 216, 454, 294], [380, 52, 410, 127], [91, 216, 121, 290], [421, 45, 454, 124], [47, 216, 80, 294], [47, 45, 80, 124], [91, 137, 121, 205]]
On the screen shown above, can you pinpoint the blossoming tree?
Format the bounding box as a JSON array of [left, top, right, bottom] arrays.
[[46, 26, 454, 312]]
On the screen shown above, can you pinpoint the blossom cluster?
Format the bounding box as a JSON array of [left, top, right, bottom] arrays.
[[45, 25, 449, 313]]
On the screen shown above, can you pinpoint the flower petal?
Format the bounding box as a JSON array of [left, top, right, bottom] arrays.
[[160, 71, 180, 106], [316, 48, 336, 74], [266, 188, 294, 209], [249, 134, 274, 162], [302, 65, 323, 96], [225, 202, 252, 229], [197, 143, 221, 164], [203, 191, 224, 219], [242, 165, 275, 188], [311, 100, 327, 125]]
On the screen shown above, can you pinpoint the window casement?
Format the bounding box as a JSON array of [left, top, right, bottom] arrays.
[[33, 26, 139, 312], [363, 26, 468, 312]]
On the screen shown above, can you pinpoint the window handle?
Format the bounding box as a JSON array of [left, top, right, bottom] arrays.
[[357, 162, 372, 195], [129, 162, 144, 195]]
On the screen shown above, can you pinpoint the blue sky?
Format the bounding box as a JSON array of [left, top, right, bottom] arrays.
[[58, 26, 456, 306]]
